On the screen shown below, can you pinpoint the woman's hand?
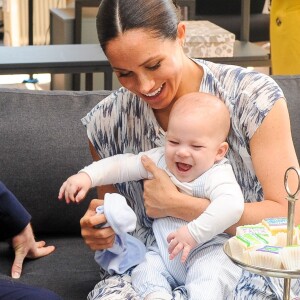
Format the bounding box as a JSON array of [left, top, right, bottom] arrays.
[[80, 199, 115, 251], [141, 155, 210, 221], [141, 155, 179, 219]]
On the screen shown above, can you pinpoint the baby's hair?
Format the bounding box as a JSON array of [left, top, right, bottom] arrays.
[[96, 0, 181, 53], [170, 92, 231, 142]]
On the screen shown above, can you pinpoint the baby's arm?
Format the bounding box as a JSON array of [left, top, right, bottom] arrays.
[[188, 163, 244, 242], [58, 172, 92, 203], [58, 147, 164, 203], [167, 163, 244, 262]]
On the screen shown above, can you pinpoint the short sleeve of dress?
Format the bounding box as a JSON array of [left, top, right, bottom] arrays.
[[230, 71, 285, 141]]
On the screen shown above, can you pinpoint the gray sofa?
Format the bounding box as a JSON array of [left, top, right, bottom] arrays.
[[0, 75, 299, 300]]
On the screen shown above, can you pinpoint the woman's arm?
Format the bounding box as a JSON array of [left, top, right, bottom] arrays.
[[226, 98, 299, 235], [83, 143, 208, 251]]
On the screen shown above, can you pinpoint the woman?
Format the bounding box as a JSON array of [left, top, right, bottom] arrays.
[[80, 0, 300, 299]]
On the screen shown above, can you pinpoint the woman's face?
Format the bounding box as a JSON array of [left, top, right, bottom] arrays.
[[105, 27, 186, 110]]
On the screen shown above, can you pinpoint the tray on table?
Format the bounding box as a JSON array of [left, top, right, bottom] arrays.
[[223, 166, 300, 300], [223, 239, 300, 279]]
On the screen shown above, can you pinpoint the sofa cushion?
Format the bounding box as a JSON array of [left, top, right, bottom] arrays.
[[0, 235, 100, 300], [0, 88, 111, 235]]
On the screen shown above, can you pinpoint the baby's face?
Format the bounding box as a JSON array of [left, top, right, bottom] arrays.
[[165, 114, 222, 183]]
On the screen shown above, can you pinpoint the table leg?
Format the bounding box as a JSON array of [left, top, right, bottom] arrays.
[[283, 278, 291, 300], [240, 0, 250, 42], [103, 69, 113, 90], [85, 73, 93, 91], [73, 74, 81, 91]]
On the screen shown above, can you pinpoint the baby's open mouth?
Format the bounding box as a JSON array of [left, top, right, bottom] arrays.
[[176, 162, 192, 172]]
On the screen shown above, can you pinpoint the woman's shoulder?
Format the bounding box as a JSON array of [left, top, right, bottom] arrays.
[[198, 59, 277, 86], [194, 59, 284, 111]]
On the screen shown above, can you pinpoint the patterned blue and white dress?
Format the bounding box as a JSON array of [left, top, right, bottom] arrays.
[[82, 60, 300, 299]]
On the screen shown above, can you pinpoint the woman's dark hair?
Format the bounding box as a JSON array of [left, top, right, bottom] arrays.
[[96, 0, 181, 53]]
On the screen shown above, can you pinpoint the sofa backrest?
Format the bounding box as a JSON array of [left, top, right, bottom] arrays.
[[0, 88, 111, 235], [272, 75, 300, 162], [0, 75, 299, 235]]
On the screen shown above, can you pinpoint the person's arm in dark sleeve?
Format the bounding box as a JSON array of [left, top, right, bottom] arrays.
[[0, 181, 31, 240]]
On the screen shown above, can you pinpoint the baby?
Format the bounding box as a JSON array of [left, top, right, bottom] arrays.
[[59, 92, 244, 300]]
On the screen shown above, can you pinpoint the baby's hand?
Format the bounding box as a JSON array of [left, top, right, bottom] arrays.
[[58, 172, 92, 203], [167, 225, 197, 263]]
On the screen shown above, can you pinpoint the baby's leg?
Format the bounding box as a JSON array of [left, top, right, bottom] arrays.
[[185, 235, 242, 300], [132, 248, 176, 299]]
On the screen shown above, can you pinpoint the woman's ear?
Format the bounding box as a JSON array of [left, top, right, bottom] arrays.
[[216, 142, 229, 161], [177, 22, 186, 46]]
